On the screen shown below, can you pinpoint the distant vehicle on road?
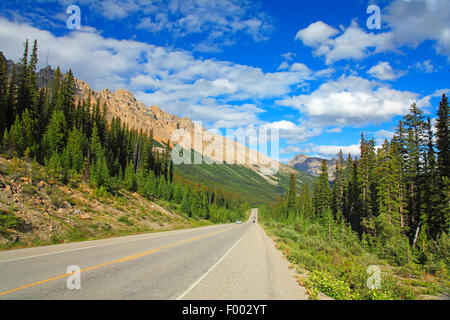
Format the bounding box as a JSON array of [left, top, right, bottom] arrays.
[[236, 220, 242, 224], [253, 219, 255, 223]]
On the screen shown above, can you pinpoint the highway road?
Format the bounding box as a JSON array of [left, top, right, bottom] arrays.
[[0, 209, 308, 300]]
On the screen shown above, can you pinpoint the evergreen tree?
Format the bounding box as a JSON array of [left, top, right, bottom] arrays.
[[181, 188, 192, 217], [314, 159, 331, 218], [434, 94, 450, 236], [436, 94, 449, 179], [5, 65, 17, 128], [285, 173, 297, 219], [16, 39, 29, 117], [124, 160, 136, 192], [66, 126, 86, 173], [0, 52, 7, 131], [331, 149, 346, 222], [43, 110, 66, 157], [376, 140, 404, 227]]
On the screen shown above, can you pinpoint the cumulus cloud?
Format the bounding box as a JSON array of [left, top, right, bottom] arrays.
[[311, 144, 361, 158], [374, 129, 396, 145], [0, 17, 318, 130], [277, 75, 418, 126], [280, 145, 302, 154], [295, 0, 450, 63], [259, 120, 322, 144], [413, 60, 435, 73], [295, 20, 394, 64], [295, 21, 339, 48], [367, 61, 404, 81], [35, 0, 275, 52]]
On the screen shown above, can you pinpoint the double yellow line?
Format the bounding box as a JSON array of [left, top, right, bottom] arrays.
[[0, 224, 240, 297]]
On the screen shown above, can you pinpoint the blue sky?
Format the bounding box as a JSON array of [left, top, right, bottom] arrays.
[[0, 0, 449, 161]]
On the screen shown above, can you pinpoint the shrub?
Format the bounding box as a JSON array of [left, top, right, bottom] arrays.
[[0, 210, 19, 235], [304, 270, 359, 300]]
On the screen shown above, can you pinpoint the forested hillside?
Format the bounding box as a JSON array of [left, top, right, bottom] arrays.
[[0, 40, 250, 247], [261, 96, 449, 299]]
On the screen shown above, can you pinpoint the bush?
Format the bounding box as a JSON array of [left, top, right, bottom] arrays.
[[0, 210, 19, 235], [304, 270, 359, 300]]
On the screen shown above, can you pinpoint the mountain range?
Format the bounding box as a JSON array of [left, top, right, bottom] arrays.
[[287, 153, 336, 180], [4, 60, 315, 203]]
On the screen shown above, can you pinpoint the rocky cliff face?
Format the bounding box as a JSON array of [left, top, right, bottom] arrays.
[[3, 59, 295, 182], [288, 154, 336, 180]]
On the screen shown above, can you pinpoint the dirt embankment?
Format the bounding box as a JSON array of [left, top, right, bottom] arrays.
[[0, 156, 199, 250]]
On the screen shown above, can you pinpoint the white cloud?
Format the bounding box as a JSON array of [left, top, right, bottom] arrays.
[[295, 20, 394, 64], [374, 129, 395, 146], [280, 145, 302, 154], [326, 127, 342, 133], [259, 120, 322, 144], [295, 0, 450, 63], [368, 61, 404, 81], [384, 0, 450, 56], [309, 144, 361, 158], [0, 17, 315, 129], [277, 61, 289, 70], [374, 129, 395, 139], [10, 0, 275, 52], [277, 75, 419, 126], [295, 21, 338, 47], [413, 60, 435, 73], [281, 52, 295, 61]]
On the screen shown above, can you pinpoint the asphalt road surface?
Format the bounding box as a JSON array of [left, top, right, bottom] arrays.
[[0, 209, 308, 300]]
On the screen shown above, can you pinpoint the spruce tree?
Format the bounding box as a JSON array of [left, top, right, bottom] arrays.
[[43, 110, 66, 157], [285, 173, 297, 219], [434, 94, 450, 235], [314, 159, 331, 219], [436, 94, 449, 179], [0, 52, 7, 131]]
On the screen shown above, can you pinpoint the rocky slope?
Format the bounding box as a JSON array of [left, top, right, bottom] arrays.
[[288, 154, 336, 180]]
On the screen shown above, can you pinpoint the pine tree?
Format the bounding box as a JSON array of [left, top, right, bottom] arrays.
[[359, 133, 378, 221], [60, 70, 75, 128], [66, 126, 85, 173], [376, 140, 403, 227], [285, 173, 297, 219], [124, 160, 136, 192], [298, 181, 312, 220], [16, 40, 29, 117], [402, 103, 428, 240], [0, 52, 7, 131], [436, 94, 449, 179], [181, 188, 192, 217], [5, 65, 17, 129], [314, 159, 331, 219], [43, 110, 66, 157], [434, 94, 450, 236], [331, 149, 346, 222]]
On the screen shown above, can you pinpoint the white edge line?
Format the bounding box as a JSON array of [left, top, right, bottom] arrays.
[[0, 223, 231, 264], [176, 224, 251, 300]]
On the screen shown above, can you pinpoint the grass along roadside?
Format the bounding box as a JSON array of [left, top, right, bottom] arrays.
[[261, 218, 449, 300]]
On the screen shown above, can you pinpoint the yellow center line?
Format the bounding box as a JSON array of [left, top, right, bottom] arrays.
[[0, 224, 241, 297]]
